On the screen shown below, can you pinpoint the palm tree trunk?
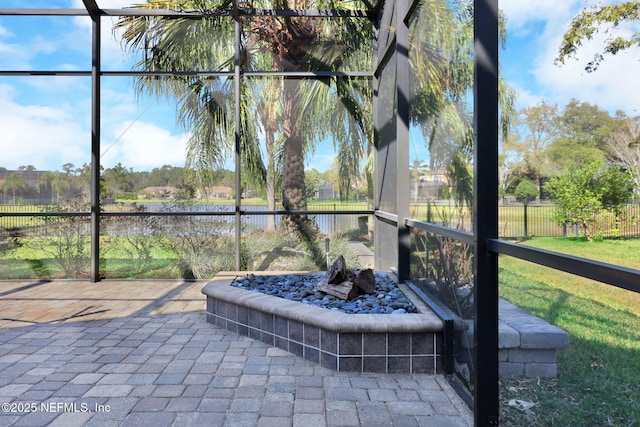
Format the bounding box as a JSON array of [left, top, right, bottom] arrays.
[[265, 131, 276, 231], [281, 79, 306, 213], [281, 79, 325, 268]]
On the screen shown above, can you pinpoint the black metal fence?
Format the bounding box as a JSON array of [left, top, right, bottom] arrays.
[[0, 202, 373, 239], [408, 203, 640, 239], [2, 202, 640, 240]]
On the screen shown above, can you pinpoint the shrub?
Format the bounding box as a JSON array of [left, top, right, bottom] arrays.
[[514, 179, 538, 204], [544, 161, 633, 240], [29, 199, 91, 277]]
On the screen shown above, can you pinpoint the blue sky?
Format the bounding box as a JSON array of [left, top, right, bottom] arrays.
[[1, 0, 639, 173], [500, 0, 640, 114]]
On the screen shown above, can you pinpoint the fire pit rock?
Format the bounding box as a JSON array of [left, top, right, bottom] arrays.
[[231, 271, 417, 315]]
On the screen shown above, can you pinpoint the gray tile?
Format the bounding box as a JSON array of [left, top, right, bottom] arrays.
[[154, 373, 187, 385], [151, 384, 185, 398], [326, 387, 368, 401], [224, 412, 259, 426], [97, 374, 131, 385], [198, 398, 231, 412], [83, 385, 134, 398], [257, 416, 293, 427], [10, 410, 60, 427], [126, 373, 159, 385], [53, 384, 93, 397], [0, 384, 32, 397], [173, 412, 226, 427], [387, 401, 435, 416], [48, 412, 93, 427], [295, 386, 324, 400], [182, 385, 207, 398], [229, 397, 262, 413], [356, 401, 393, 426], [261, 400, 294, 417], [165, 397, 201, 412], [368, 388, 398, 402], [120, 412, 175, 427], [326, 409, 360, 426], [132, 397, 170, 412], [70, 373, 105, 384]]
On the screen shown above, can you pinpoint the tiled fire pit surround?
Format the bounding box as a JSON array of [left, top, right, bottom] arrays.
[[202, 271, 444, 374]]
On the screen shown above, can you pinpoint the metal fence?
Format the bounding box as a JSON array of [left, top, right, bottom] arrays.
[[2, 202, 639, 240], [500, 204, 640, 239], [0, 202, 372, 239], [408, 203, 640, 239]]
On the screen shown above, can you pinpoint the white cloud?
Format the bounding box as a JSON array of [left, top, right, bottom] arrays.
[[0, 37, 40, 70], [501, 0, 579, 34], [533, 29, 640, 114], [507, 83, 545, 110], [0, 13, 91, 70], [0, 74, 187, 172], [70, 0, 148, 69], [0, 84, 89, 170], [0, 25, 13, 38], [101, 120, 189, 170], [503, 0, 640, 115]]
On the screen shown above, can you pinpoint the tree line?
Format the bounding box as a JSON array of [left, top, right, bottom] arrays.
[[502, 99, 639, 202], [0, 164, 193, 203], [0, 162, 364, 204], [501, 99, 639, 240]]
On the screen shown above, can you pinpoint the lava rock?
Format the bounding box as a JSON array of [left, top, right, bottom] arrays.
[[231, 273, 418, 314]]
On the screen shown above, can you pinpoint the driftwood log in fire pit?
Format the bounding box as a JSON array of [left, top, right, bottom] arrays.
[[316, 255, 376, 300]]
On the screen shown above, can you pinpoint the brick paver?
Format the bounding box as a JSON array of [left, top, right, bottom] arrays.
[[0, 280, 472, 426]]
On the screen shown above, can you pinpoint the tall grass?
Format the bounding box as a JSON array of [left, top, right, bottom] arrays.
[[0, 229, 364, 280]]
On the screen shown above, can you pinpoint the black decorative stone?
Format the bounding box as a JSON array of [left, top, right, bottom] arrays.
[[230, 273, 418, 314]]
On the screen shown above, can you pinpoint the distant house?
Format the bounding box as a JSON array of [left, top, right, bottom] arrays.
[[196, 186, 232, 199], [315, 180, 335, 200], [139, 186, 177, 199], [241, 189, 258, 199], [413, 169, 448, 200]]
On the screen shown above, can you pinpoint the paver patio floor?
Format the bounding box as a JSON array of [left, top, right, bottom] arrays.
[[0, 280, 472, 426]]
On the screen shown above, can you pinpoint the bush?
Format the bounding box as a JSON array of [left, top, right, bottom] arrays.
[[544, 161, 633, 240], [28, 199, 91, 278], [102, 205, 163, 275], [514, 179, 538, 204]]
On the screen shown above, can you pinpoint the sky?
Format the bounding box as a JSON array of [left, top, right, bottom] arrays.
[[0, 0, 639, 173], [500, 0, 640, 114]]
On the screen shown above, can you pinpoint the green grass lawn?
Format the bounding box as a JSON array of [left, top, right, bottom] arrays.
[[499, 237, 640, 426]]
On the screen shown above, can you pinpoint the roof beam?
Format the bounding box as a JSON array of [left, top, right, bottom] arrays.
[[0, 9, 87, 16], [82, 0, 102, 20], [0, 7, 369, 18]]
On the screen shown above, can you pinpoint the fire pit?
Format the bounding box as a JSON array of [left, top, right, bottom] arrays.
[[202, 270, 444, 374]]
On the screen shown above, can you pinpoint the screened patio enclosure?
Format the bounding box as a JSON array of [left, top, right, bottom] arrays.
[[2, 1, 640, 426]]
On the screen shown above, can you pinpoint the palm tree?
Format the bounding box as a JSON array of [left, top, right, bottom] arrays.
[[3, 173, 27, 204], [51, 171, 70, 203], [115, 0, 373, 265], [252, 75, 283, 231], [409, 0, 515, 208], [37, 170, 56, 202], [410, 159, 427, 202]]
